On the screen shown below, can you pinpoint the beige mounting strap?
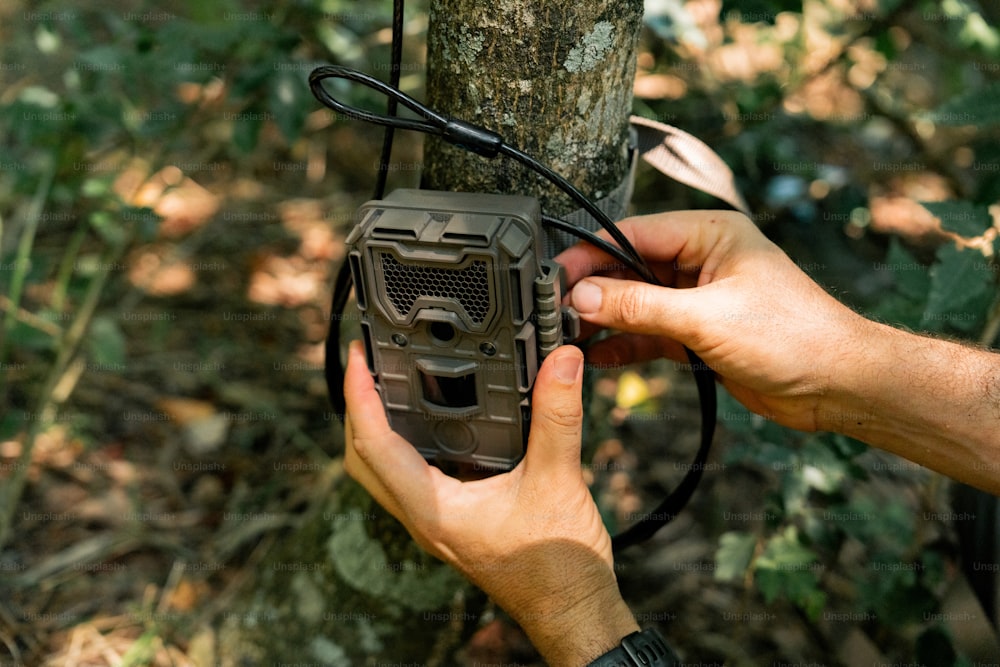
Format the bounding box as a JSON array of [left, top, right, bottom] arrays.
[[546, 115, 750, 256], [630, 114, 751, 218]]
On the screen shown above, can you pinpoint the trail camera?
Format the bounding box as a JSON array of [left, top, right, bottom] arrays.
[[346, 189, 579, 471]]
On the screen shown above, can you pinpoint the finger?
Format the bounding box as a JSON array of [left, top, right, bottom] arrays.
[[522, 345, 586, 480], [343, 413, 404, 519], [555, 238, 635, 287], [614, 210, 737, 266], [342, 342, 410, 518], [568, 276, 725, 349], [342, 340, 396, 446], [342, 340, 437, 509], [554, 210, 746, 285]]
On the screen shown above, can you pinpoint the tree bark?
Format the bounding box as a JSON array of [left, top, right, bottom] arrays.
[[218, 1, 643, 663], [424, 0, 644, 214]]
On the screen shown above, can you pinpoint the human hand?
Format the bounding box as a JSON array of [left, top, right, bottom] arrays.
[[555, 210, 871, 432], [342, 341, 639, 665]]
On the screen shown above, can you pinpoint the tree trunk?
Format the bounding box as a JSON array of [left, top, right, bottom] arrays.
[[424, 0, 644, 214], [218, 2, 643, 663]]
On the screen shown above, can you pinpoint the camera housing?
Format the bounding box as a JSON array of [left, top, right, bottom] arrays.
[[346, 189, 579, 471]]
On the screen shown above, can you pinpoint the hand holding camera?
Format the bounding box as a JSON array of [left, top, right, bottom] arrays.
[[343, 340, 641, 665], [346, 188, 580, 472]]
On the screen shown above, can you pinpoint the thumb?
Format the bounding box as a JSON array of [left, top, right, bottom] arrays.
[[569, 276, 709, 343], [522, 345, 585, 477]]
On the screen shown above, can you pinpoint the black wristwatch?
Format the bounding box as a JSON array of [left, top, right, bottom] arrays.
[[586, 627, 680, 666]]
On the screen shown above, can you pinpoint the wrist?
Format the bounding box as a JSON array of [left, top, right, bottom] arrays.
[[514, 579, 639, 667]]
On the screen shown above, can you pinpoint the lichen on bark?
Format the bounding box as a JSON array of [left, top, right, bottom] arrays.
[[424, 0, 644, 214], [216, 472, 472, 665]]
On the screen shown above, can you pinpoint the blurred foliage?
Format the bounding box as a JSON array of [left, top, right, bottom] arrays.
[[0, 0, 415, 518], [632, 0, 1000, 663], [0, 0, 432, 660]]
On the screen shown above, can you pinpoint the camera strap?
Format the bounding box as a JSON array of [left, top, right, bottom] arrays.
[[631, 115, 751, 217]]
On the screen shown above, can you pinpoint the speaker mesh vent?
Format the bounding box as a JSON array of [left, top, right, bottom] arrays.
[[379, 252, 490, 324]]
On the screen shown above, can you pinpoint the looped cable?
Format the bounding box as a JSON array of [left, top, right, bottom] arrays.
[[309, 65, 445, 134], [308, 65, 657, 283], [310, 66, 504, 158]]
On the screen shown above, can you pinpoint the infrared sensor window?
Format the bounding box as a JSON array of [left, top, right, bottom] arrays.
[[420, 371, 478, 408]]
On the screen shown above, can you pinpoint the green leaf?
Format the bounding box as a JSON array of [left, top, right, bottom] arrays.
[[821, 497, 877, 540], [754, 527, 826, 619], [85, 316, 127, 367], [829, 433, 868, 460], [721, 0, 802, 24], [0, 411, 25, 441], [873, 30, 897, 61], [799, 438, 851, 493], [882, 239, 930, 300], [755, 566, 827, 619], [920, 201, 992, 237], [77, 45, 128, 72], [232, 109, 265, 153], [88, 211, 126, 245], [18, 86, 59, 109], [862, 566, 937, 627], [926, 82, 1000, 128], [34, 25, 61, 54], [872, 239, 930, 329], [756, 526, 817, 572], [714, 531, 757, 581], [325, 514, 462, 611], [874, 500, 916, 547], [959, 11, 1000, 53], [316, 22, 366, 63], [269, 69, 309, 144], [921, 244, 994, 334], [82, 178, 112, 198], [7, 320, 56, 352], [717, 391, 789, 443], [120, 628, 158, 666], [921, 550, 948, 589]]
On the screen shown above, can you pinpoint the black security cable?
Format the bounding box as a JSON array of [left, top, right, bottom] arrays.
[[309, 65, 656, 283], [611, 345, 716, 551], [373, 0, 405, 200], [540, 215, 641, 274]]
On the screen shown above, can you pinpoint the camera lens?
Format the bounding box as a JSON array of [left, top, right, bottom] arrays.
[[429, 321, 455, 343]]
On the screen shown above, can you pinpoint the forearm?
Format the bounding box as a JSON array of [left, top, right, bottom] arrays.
[[820, 319, 1000, 494]]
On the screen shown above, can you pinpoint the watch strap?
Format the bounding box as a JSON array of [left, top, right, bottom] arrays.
[[587, 627, 680, 666]]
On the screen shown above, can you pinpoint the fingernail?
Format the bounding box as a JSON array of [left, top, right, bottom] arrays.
[[571, 280, 602, 314], [554, 351, 582, 384]]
